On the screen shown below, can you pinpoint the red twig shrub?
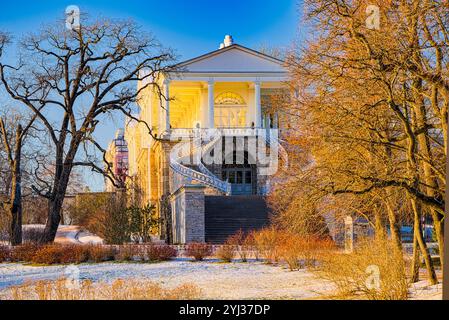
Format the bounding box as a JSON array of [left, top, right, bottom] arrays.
[[115, 244, 138, 261], [144, 245, 177, 262], [28, 244, 115, 265], [0, 245, 10, 263], [87, 245, 115, 263], [60, 245, 90, 264], [186, 243, 213, 261], [31, 245, 66, 265], [10, 243, 42, 262]]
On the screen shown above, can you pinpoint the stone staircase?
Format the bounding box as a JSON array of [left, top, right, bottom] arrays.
[[204, 195, 271, 244], [169, 132, 231, 194]]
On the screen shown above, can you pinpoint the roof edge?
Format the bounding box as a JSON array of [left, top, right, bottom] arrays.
[[174, 44, 285, 69]]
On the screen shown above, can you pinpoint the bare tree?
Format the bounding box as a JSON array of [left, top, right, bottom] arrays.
[[0, 111, 37, 245], [0, 17, 177, 243]]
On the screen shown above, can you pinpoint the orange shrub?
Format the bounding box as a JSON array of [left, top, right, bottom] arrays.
[[244, 231, 259, 261], [302, 236, 335, 267], [186, 243, 213, 261], [253, 227, 283, 264], [250, 228, 335, 269], [277, 232, 304, 271], [215, 245, 235, 263], [227, 230, 250, 262]]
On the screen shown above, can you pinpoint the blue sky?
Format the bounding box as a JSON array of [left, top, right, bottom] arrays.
[[0, 0, 301, 190]]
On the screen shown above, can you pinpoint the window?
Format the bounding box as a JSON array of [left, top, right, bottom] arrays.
[[215, 92, 247, 128], [245, 171, 252, 184], [215, 92, 246, 105], [236, 171, 243, 184], [228, 171, 236, 184]]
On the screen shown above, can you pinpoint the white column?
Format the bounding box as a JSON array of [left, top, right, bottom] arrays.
[[208, 80, 215, 128], [200, 88, 207, 128], [254, 81, 261, 128], [164, 80, 170, 131]]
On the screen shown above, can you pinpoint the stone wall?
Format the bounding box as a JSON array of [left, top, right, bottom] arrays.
[[170, 185, 206, 244]]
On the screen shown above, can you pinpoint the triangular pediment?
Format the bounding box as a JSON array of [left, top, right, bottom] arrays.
[[177, 45, 286, 73]]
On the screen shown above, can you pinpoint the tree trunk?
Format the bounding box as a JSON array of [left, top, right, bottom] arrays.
[[412, 78, 445, 268], [40, 136, 81, 243], [9, 124, 23, 246], [41, 168, 72, 243], [385, 199, 402, 251], [411, 231, 420, 283], [411, 199, 438, 285]]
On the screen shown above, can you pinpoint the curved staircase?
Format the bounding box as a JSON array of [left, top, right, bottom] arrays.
[[169, 130, 231, 194]]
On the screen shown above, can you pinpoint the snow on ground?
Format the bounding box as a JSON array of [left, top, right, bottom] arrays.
[[22, 224, 104, 245], [408, 280, 443, 300], [54, 225, 103, 245], [0, 260, 443, 299], [0, 260, 334, 300], [54, 225, 81, 244]]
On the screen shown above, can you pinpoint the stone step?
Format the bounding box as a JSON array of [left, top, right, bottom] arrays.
[[204, 195, 270, 244]]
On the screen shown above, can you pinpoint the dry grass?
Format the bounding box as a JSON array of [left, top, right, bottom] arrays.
[[315, 238, 409, 300], [4, 278, 201, 300]]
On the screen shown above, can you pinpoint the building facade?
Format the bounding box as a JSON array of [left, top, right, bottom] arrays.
[[105, 129, 129, 192], [123, 36, 288, 243]]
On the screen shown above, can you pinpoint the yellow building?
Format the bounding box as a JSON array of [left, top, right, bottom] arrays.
[[124, 36, 287, 244]]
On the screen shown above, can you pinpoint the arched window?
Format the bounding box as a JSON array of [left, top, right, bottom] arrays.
[[214, 92, 247, 128], [215, 92, 246, 106]]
